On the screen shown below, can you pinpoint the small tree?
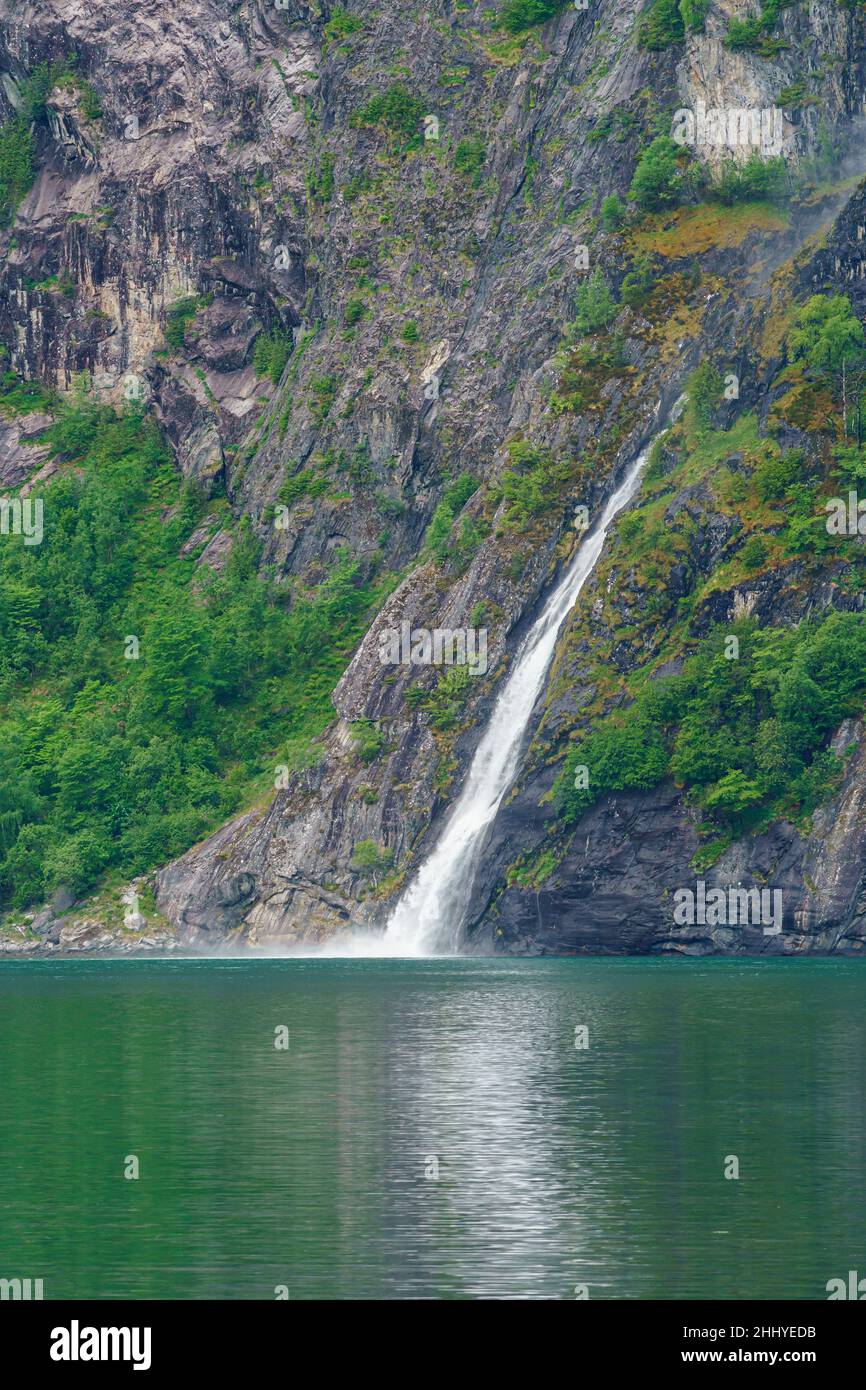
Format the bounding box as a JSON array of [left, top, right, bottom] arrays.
[[629, 137, 687, 211], [788, 294, 866, 437], [350, 839, 394, 885], [620, 253, 656, 307], [600, 194, 625, 231], [499, 0, 570, 35], [637, 0, 685, 49], [570, 269, 618, 336]]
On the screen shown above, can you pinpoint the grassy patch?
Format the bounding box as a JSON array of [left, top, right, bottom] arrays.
[[631, 201, 788, 258]]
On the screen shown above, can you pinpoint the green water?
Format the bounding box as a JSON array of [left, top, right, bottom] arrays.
[[0, 957, 864, 1300]]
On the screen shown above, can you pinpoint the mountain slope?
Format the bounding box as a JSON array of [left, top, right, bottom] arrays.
[[2, 0, 866, 953]]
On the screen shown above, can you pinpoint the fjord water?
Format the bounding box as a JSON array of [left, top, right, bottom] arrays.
[[383, 414, 670, 956], [1, 956, 864, 1300]]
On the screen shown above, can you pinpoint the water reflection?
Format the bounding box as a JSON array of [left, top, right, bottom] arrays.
[[0, 958, 863, 1299]]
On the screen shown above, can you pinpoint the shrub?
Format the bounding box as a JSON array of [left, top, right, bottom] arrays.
[[499, 0, 570, 34], [276, 467, 330, 509], [350, 838, 394, 880], [76, 82, 103, 121], [307, 151, 335, 203], [754, 448, 803, 500], [724, 0, 795, 54], [687, 361, 724, 437], [0, 390, 395, 910], [679, 0, 709, 29], [253, 328, 293, 383], [637, 0, 685, 50], [409, 666, 474, 730], [620, 253, 656, 307], [309, 374, 337, 422], [741, 535, 768, 570], [570, 269, 618, 336], [424, 474, 479, 562], [454, 137, 486, 184], [82, 87, 102, 121], [164, 295, 209, 353], [352, 85, 426, 139], [0, 118, 35, 226], [788, 294, 866, 379], [350, 721, 385, 764], [555, 614, 866, 836], [629, 136, 691, 211], [345, 298, 366, 326], [600, 194, 625, 231], [323, 7, 363, 49], [498, 441, 570, 528], [709, 154, 788, 206]]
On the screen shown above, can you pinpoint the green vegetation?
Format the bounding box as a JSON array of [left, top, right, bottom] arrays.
[[79, 83, 103, 121], [788, 294, 866, 379], [350, 838, 394, 881], [424, 474, 481, 564], [753, 447, 804, 501], [253, 328, 294, 383], [620, 253, 656, 307], [0, 384, 392, 910], [276, 465, 331, 510], [550, 332, 630, 415], [506, 847, 559, 889], [556, 614, 866, 836], [306, 150, 336, 204], [406, 665, 474, 731], [344, 297, 367, 326], [637, 0, 684, 50], [0, 56, 104, 224], [630, 138, 789, 214], [725, 0, 797, 56], [687, 361, 724, 436], [499, 0, 570, 34], [777, 82, 818, 109], [679, 0, 710, 29], [496, 441, 571, 529], [711, 154, 787, 206], [635, 0, 708, 49], [55, 76, 103, 121], [0, 371, 55, 417], [164, 295, 210, 353], [323, 7, 363, 50], [600, 194, 626, 231], [0, 118, 34, 226], [569, 268, 618, 336], [352, 85, 426, 140], [350, 721, 385, 764], [309, 373, 337, 423], [454, 137, 487, 185], [629, 137, 693, 212]]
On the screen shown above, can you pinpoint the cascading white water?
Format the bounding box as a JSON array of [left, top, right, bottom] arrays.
[[380, 409, 673, 957]]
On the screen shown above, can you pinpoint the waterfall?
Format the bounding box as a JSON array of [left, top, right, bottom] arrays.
[[380, 408, 675, 957]]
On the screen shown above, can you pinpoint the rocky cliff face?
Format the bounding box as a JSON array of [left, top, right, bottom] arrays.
[[4, 0, 866, 955]]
